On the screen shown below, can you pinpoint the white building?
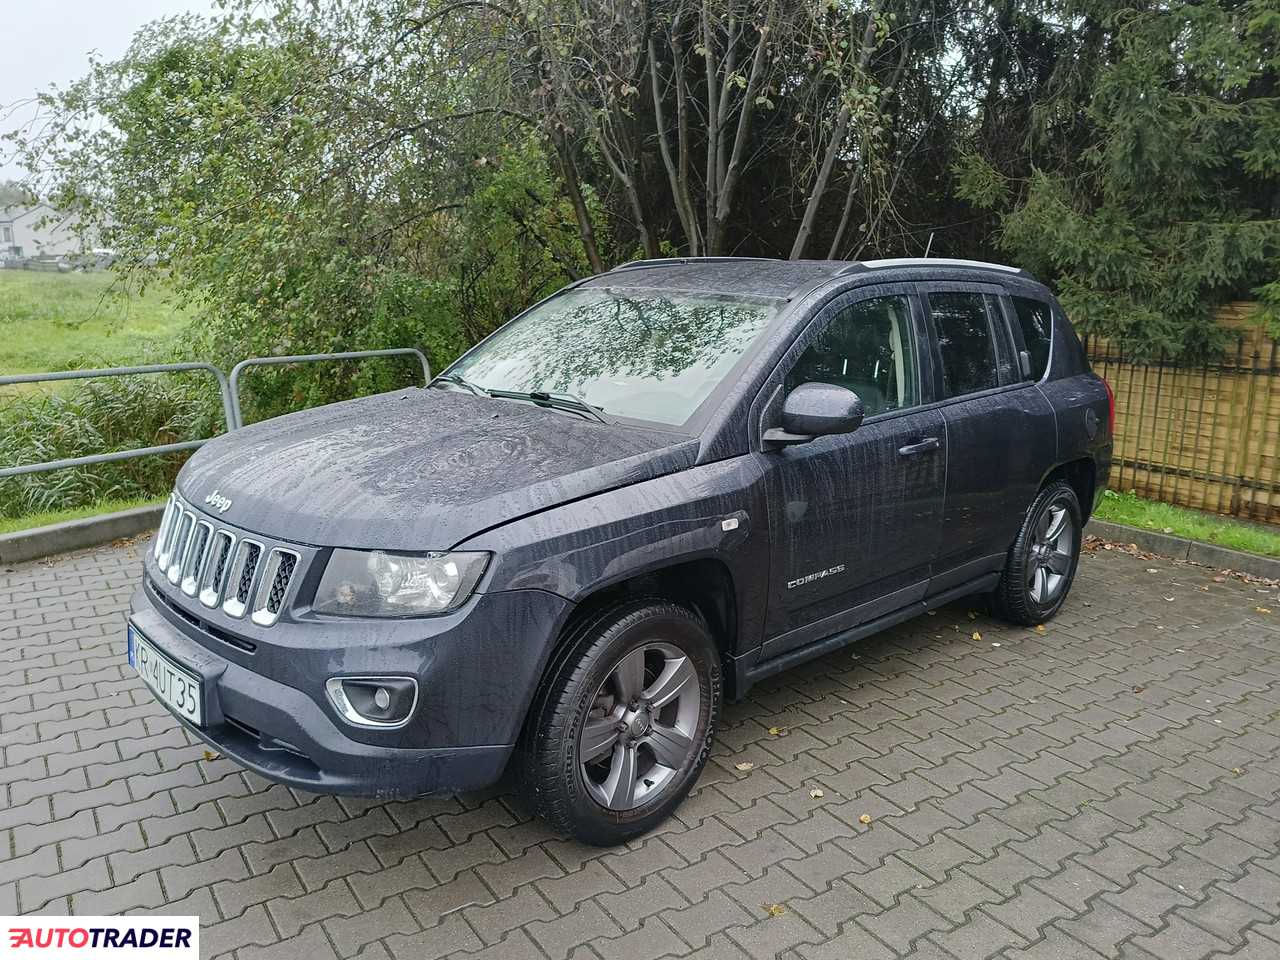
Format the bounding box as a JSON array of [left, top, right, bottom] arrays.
[[0, 203, 95, 260]]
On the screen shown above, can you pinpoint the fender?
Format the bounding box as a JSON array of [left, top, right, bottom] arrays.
[[458, 454, 773, 657]]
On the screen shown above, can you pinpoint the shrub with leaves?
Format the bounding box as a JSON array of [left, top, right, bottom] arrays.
[[0, 376, 220, 519]]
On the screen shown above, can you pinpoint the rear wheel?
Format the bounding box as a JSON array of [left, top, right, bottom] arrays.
[[993, 480, 1082, 626], [518, 600, 721, 845]]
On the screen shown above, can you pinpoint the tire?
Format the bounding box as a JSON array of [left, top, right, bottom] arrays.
[[517, 600, 721, 846], [992, 480, 1083, 626]]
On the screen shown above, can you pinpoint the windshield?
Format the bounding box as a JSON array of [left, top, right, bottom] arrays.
[[446, 287, 781, 426]]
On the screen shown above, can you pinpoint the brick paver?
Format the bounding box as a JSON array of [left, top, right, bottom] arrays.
[[3, 534, 1280, 959]]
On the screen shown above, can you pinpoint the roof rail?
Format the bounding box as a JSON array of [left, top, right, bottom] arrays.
[[609, 256, 782, 272], [835, 257, 1033, 279]]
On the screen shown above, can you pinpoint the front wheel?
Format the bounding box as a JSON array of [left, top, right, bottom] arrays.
[[992, 480, 1083, 626], [518, 600, 721, 846]]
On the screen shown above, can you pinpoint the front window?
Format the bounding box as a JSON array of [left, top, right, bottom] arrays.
[[446, 287, 781, 426], [786, 295, 918, 415]]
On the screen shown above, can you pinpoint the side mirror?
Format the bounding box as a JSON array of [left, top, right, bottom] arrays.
[[763, 382, 865, 446]]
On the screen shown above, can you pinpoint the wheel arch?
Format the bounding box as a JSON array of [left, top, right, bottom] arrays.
[[527, 557, 741, 725], [1041, 457, 1097, 521]]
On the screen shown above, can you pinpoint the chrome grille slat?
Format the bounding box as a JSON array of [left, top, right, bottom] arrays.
[[156, 493, 301, 627], [181, 521, 213, 596], [199, 530, 236, 608], [166, 511, 194, 584], [154, 495, 178, 563], [251, 549, 299, 626], [222, 540, 263, 619], [156, 495, 183, 568]]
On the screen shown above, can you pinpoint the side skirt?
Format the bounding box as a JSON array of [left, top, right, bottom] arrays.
[[732, 572, 1000, 698]]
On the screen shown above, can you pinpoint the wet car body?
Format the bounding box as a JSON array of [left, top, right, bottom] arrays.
[[129, 257, 1113, 803]]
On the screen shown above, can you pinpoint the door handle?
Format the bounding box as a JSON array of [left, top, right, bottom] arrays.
[[898, 436, 941, 456]]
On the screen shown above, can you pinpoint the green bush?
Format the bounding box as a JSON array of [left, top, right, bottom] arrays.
[[0, 374, 221, 519]]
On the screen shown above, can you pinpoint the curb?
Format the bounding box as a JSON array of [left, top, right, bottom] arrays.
[[1086, 518, 1280, 581], [0, 505, 164, 566]]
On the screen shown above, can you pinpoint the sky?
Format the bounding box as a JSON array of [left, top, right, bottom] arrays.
[[0, 0, 216, 180]]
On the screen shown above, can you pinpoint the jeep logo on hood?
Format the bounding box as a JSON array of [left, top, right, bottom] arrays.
[[204, 489, 233, 514]]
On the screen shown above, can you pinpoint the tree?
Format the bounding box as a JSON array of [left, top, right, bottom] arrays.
[[956, 0, 1280, 358], [9, 2, 599, 414]]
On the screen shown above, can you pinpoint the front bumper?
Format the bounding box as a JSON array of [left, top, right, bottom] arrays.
[[128, 577, 571, 799]]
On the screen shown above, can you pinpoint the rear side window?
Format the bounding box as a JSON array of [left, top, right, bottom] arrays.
[[927, 292, 1000, 398], [787, 295, 918, 416], [1011, 297, 1052, 380]]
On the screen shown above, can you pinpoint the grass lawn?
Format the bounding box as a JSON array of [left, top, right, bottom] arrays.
[[0, 495, 166, 536], [1094, 489, 1280, 559], [0, 270, 188, 379]]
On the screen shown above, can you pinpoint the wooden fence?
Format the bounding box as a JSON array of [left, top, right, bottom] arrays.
[[1083, 302, 1280, 524]]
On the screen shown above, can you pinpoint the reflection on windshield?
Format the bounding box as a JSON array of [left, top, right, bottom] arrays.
[[448, 287, 780, 425]]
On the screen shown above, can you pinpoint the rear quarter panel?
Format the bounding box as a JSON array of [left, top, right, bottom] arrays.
[[1037, 306, 1113, 514]]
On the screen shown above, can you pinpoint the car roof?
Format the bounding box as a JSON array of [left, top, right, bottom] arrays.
[[582, 256, 1035, 300]]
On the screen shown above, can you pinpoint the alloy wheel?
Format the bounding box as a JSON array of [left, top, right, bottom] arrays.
[[578, 641, 701, 811], [1027, 498, 1075, 605]]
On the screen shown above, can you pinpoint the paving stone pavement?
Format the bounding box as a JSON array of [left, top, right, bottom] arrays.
[[4, 535, 1280, 960]]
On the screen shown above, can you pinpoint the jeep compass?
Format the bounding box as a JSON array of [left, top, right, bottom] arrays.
[[129, 257, 1113, 844]]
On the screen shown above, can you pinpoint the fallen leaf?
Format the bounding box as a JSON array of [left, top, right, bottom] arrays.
[[203, 750, 219, 762], [858, 814, 872, 825], [991, 641, 1001, 647], [1146, 568, 1159, 574], [1232, 767, 1244, 776], [1162, 527, 1174, 534], [809, 788, 825, 799], [926, 610, 937, 616], [764, 903, 786, 918], [1213, 576, 1227, 583], [1164, 596, 1175, 602], [735, 761, 754, 772], [967, 611, 978, 620], [971, 631, 982, 641], [1257, 607, 1272, 614], [1133, 686, 1145, 694], [768, 726, 789, 737], [1035, 624, 1047, 633]]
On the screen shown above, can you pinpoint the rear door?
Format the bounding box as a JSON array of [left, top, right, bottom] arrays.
[[919, 283, 1057, 592], [759, 286, 947, 659]]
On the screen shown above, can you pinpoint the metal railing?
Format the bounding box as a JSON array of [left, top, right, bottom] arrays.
[[227, 348, 430, 428], [0, 348, 431, 479]]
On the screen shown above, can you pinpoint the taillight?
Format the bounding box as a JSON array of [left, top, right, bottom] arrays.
[[1102, 377, 1116, 436]]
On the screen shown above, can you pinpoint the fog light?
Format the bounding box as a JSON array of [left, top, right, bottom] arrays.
[[326, 676, 417, 728]]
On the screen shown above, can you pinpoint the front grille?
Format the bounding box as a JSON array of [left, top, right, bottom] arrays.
[[154, 493, 302, 627]]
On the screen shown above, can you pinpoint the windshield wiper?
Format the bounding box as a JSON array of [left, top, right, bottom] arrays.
[[430, 372, 490, 397], [488, 388, 611, 424]]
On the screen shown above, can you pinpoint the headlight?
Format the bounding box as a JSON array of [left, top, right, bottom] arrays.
[[313, 549, 489, 617]]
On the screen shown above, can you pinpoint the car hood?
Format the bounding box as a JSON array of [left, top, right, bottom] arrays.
[[178, 388, 697, 550]]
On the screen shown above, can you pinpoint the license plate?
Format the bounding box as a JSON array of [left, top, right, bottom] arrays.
[[128, 623, 204, 726]]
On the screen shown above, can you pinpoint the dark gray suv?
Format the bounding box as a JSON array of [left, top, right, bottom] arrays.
[[129, 257, 1113, 844]]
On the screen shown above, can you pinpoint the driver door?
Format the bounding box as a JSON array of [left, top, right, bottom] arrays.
[[760, 287, 947, 660]]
